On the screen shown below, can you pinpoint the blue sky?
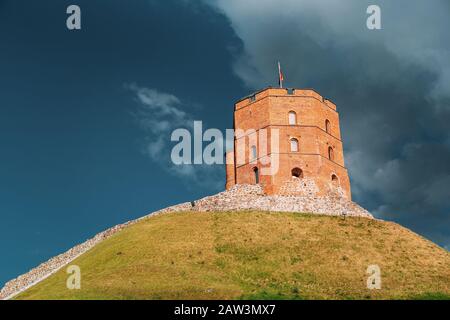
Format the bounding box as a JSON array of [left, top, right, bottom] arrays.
[[1, 0, 449, 286], [0, 0, 246, 285]]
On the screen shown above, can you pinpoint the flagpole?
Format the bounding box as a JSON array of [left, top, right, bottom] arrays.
[[278, 61, 283, 88]]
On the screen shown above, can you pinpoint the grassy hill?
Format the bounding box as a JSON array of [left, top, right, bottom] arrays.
[[16, 211, 450, 300]]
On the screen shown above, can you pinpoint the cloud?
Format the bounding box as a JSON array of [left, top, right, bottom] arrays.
[[203, 0, 450, 248], [128, 84, 224, 190]]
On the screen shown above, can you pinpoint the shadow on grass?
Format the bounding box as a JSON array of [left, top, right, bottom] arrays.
[[410, 292, 450, 300]]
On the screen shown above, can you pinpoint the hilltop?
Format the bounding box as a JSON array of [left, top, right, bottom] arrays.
[[10, 210, 450, 300]]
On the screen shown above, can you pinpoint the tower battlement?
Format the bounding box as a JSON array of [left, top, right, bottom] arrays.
[[226, 87, 352, 199], [235, 87, 337, 111]]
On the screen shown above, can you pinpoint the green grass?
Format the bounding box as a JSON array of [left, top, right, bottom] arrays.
[[410, 292, 450, 300], [16, 211, 450, 300]]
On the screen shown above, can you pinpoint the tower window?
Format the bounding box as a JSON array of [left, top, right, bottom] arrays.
[[331, 174, 339, 185], [253, 167, 259, 184], [328, 146, 334, 161], [287, 88, 295, 95], [288, 111, 297, 125], [251, 145, 257, 160], [292, 168, 303, 178], [290, 138, 299, 152], [325, 119, 331, 134]]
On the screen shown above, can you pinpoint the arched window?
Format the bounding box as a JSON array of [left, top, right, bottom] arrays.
[[291, 168, 303, 178], [253, 167, 259, 184], [290, 138, 299, 152], [251, 145, 257, 160], [288, 111, 297, 125], [328, 146, 334, 161], [325, 119, 331, 134], [331, 174, 339, 185]]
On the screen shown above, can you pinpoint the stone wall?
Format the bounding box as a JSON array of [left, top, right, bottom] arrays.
[[192, 184, 371, 218], [277, 177, 320, 196], [0, 184, 372, 300]]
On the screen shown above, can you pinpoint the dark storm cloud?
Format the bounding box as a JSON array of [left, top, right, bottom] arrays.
[[205, 0, 450, 248]]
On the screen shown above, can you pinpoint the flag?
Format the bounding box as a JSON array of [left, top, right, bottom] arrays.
[[278, 61, 284, 88]]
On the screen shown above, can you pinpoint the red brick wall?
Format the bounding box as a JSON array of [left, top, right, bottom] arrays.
[[226, 88, 352, 200]]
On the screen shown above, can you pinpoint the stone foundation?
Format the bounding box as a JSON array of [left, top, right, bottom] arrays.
[[192, 184, 371, 218], [278, 177, 320, 196]]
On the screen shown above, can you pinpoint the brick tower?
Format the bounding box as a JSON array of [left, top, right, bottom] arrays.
[[225, 87, 352, 200]]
